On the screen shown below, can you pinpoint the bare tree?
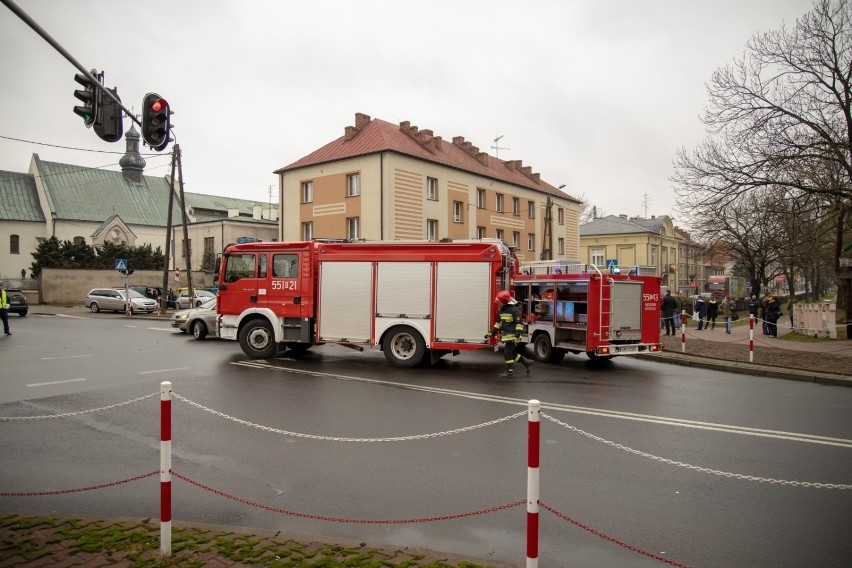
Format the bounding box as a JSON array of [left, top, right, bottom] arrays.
[[673, 0, 852, 336]]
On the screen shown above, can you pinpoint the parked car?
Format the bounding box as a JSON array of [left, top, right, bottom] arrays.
[[84, 288, 158, 314], [127, 285, 163, 301], [175, 289, 215, 310], [4, 288, 28, 316], [171, 297, 218, 340]]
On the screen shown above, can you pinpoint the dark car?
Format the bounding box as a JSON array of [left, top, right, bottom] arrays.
[[5, 288, 28, 316]]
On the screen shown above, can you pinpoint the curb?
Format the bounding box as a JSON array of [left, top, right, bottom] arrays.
[[639, 352, 852, 387]]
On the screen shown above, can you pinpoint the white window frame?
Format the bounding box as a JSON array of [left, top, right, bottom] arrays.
[[496, 193, 504, 212], [476, 189, 485, 209], [476, 226, 486, 239], [426, 219, 438, 241], [512, 231, 520, 248], [346, 173, 360, 197], [557, 238, 565, 256], [302, 221, 313, 240], [427, 177, 438, 201], [557, 207, 564, 225], [528, 200, 535, 219], [496, 229, 504, 242], [453, 201, 463, 223], [347, 217, 359, 240], [527, 233, 535, 251], [302, 181, 313, 203], [591, 247, 605, 266], [512, 197, 520, 216]]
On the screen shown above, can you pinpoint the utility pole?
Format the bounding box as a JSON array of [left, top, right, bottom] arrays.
[[540, 194, 553, 260]]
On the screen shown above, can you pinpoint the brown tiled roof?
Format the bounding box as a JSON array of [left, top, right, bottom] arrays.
[[274, 113, 578, 202]]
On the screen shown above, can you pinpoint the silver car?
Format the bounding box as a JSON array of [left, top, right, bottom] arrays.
[[175, 289, 216, 310], [170, 297, 218, 340], [84, 288, 158, 314]]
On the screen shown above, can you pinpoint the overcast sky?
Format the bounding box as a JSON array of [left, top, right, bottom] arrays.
[[1, 0, 815, 224]]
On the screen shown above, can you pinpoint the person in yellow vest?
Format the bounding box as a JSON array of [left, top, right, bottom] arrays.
[[0, 282, 11, 335]]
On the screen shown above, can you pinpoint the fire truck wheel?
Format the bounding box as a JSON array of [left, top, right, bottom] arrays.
[[532, 333, 565, 363], [382, 326, 426, 368], [239, 319, 277, 359]]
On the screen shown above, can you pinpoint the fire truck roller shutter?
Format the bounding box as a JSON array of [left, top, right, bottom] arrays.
[[318, 261, 372, 342], [376, 262, 431, 319], [434, 262, 493, 343], [610, 280, 644, 339]]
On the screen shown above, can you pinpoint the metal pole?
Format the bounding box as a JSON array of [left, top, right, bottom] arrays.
[[527, 399, 540, 568], [160, 381, 172, 556]]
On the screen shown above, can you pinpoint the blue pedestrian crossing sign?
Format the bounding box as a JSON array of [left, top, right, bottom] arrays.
[[114, 258, 128, 271]]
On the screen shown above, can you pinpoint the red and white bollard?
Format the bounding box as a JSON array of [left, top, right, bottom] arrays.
[[680, 311, 687, 352], [160, 381, 172, 556], [749, 315, 755, 363], [527, 400, 540, 568]]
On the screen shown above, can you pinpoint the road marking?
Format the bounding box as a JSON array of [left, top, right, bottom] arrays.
[[232, 361, 852, 449], [41, 354, 94, 360], [27, 378, 87, 387], [139, 367, 190, 375]]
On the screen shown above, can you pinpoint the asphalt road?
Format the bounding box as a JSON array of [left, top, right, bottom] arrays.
[[1, 311, 851, 567]]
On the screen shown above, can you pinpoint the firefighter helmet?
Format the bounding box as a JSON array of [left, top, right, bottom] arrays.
[[496, 290, 512, 304]]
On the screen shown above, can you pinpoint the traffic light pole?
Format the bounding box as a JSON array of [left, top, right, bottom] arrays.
[[1, 0, 139, 127]]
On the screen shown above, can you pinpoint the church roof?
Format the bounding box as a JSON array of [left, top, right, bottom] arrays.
[[0, 169, 46, 222]]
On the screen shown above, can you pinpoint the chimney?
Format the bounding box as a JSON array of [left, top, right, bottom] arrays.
[[521, 166, 533, 176], [344, 125, 358, 141], [619, 214, 628, 219], [433, 136, 443, 151], [531, 172, 540, 182], [475, 151, 489, 166], [253, 205, 262, 220], [355, 113, 371, 129], [228, 209, 240, 218], [452, 136, 466, 145]]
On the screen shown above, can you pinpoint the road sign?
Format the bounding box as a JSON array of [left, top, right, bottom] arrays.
[[115, 259, 127, 271]]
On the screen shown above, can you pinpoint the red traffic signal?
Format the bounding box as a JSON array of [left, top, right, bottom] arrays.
[[141, 92, 173, 151]]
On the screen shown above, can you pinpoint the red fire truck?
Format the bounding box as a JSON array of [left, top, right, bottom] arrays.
[[513, 261, 662, 362], [215, 239, 516, 366]]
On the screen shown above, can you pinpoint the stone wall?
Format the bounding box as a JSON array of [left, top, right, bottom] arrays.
[[38, 268, 215, 305]]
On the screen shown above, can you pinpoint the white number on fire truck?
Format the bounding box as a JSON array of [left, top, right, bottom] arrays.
[[272, 280, 298, 290]]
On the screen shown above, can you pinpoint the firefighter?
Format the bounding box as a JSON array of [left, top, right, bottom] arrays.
[[485, 290, 533, 378]]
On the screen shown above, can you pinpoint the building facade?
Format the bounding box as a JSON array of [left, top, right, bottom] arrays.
[[275, 113, 581, 263]]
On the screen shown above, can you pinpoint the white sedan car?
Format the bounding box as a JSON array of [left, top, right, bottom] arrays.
[[170, 298, 218, 340], [175, 289, 216, 310]]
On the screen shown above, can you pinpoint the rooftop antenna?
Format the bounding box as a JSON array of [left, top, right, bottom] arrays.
[[642, 191, 652, 218], [491, 134, 509, 158]]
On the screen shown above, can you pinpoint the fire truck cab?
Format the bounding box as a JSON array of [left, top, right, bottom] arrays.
[[514, 261, 662, 362], [216, 239, 516, 367]]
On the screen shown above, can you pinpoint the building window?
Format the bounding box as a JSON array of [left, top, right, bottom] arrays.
[[527, 233, 535, 251], [512, 197, 520, 216], [204, 237, 214, 257], [302, 181, 313, 203], [453, 201, 464, 223], [591, 247, 604, 266], [302, 221, 313, 240], [512, 231, 520, 247], [346, 173, 360, 197], [477, 189, 485, 209], [496, 193, 504, 212], [496, 229, 504, 242], [427, 219, 438, 241], [73, 236, 85, 245], [347, 217, 359, 240], [10, 234, 20, 254], [528, 200, 535, 218], [182, 239, 191, 258], [557, 238, 565, 256], [427, 177, 438, 201], [477, 226, 486, 239], [650, 246, 657, 266], [557, 207, 564, 225]]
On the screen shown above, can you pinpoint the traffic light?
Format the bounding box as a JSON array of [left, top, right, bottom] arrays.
[[141, 92, 172, 151], [72, 70, 100, 127], [94, 87, 123, 143]]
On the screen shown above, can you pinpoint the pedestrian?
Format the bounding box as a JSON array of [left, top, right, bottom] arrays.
[[719, 296, 735, 334], [706, 297, 719, 330], [673, 291, 684, 330], [765, 295, 782, 337], [787, 297, 796, 330], [0, 282, 11, 336], [20, 268, 26, 280], [695, 295, 707, 330], [661, 290, 677, 336], [747, 294, 760, 321], [760, 294, 770, 335], [485, 290, 533, 378]]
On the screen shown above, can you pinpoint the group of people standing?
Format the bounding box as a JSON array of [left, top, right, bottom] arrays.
[[747, 293, 786, 337], [691, 294, 737, 334]]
